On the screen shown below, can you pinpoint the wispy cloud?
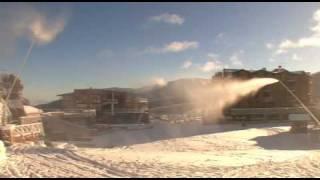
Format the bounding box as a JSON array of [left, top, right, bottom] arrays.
[[268, 58, 276, 62], [216, 33, 225, 39], [266, 43, 274, 49], [200, 61, 224, 72], [199, 53, 225, 72], [164, 41, 198, 52], [229, 50, 244, 67], [97, 49, 114, 59], [230, 54, 243, 67], [180, 53, 229, 73], [29, 15, 67, 45], [145, 41, 199, 54], [181, 60, 193, 69], [275, 9, 320, 55], [207, 53, 219, 59], [275, 49, 287, 55], [0, 3, 69, 56], [152, 77, 167, 86], [149, 13, 184, 25], [292, 53, 302, 61]]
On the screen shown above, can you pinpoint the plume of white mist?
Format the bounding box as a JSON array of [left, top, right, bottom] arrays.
[[153, 77, 167, 86], [187, 78, 279, 121], [0, 4, 68, 49], [28, 15, 66, 45], [0, 4, 69, 104]]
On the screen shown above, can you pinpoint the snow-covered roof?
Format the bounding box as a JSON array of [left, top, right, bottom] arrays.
[[57, 92, 73, 97], [223, 69, 241, 73], [24, 106, 43, 115], [291, 71, 305, 75], [222, 68, 308, 75]]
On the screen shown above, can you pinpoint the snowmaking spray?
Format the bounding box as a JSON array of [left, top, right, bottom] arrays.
[[146, 78, 280, 122], [147, 77, 320, 126], [3, 13, 67, 125], [187, 77, 280, 122]]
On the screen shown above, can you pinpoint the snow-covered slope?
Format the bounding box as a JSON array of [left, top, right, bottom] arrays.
[[0, 122, 320, 178]]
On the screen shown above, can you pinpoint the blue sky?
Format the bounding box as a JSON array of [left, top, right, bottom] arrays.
[[1, 2, 320, 104]]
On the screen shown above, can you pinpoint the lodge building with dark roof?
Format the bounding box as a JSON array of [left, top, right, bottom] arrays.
[[57, 88, 149, 124], [213, 66, 312, 109]]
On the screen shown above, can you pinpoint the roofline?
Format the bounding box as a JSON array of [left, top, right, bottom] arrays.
[[221, 68, 309, 74], [57, 93, 73, 96]]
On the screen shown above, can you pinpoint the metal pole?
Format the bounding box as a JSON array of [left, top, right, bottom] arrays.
[[4, 40, 35, 126], [278, 80, 320, 125], [0, 97, 12, 126], [111, 91, 114, 116], [6, 40, 35, 103]]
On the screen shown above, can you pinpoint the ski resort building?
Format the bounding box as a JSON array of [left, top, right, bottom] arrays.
[[211, 66, 313, 122], [57, 88, 149, 124], [214, 66, 312, 108]]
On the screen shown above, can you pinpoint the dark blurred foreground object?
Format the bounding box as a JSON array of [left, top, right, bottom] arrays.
[[0, 73, 26, 121], [289, 114, 310, 133]]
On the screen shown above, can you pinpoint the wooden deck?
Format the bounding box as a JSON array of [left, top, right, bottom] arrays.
[[228, 107, 308, 121], [0, 123, 44, 145]]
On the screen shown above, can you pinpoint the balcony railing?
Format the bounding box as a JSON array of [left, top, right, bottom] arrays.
[[101, 108, 148, 113]]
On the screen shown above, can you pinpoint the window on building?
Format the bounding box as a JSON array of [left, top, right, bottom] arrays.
[[263, 92, 270, 97], [286, 80, 296, 89]]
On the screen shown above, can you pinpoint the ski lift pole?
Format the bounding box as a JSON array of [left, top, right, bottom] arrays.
[[0, 97, 12, 126], [5, 40, 35, 103], [111, 90, 114, 116], [278, 80, 320, 125], [4, 40, 34, 126]]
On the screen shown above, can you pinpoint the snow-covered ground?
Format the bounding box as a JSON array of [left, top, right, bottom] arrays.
[[1, 121, 320, 178]]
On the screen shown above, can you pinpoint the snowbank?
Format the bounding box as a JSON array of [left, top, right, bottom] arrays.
[[24, 105, 43, 115], [0, 141, 6, 162], [2, 122, 320, 177]]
